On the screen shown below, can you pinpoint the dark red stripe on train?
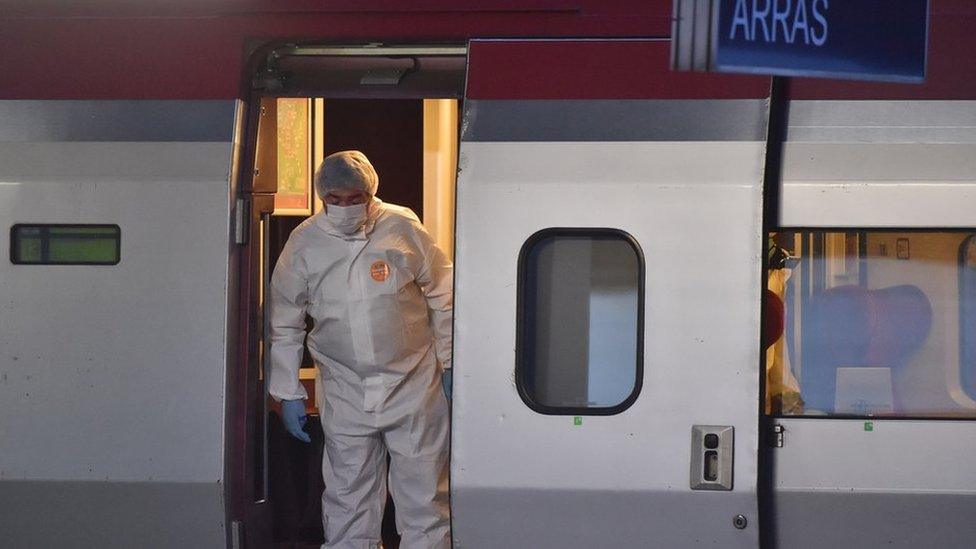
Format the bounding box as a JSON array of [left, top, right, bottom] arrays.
[[0, 0, 973, 99], [466, 40, 770, 100]]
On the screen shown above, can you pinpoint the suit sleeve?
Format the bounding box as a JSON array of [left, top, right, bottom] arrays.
[[268, 239, 309, 401], [412, 221, 454, 370]]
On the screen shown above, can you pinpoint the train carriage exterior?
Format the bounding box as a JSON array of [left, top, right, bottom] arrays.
[[1, 1, 975, 547]]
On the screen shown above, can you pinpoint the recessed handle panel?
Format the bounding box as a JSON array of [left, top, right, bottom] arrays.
[[690, 425, 734, 491]]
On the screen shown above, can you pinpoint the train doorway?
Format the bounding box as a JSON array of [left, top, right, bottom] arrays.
[[230, 44, 465, 549]]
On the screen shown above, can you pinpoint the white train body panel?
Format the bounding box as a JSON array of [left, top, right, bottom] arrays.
[[781, 100, 976, 227], [451, 97, 768, 547], [769, 98, 976, 548], [0, 100, 237, 547]]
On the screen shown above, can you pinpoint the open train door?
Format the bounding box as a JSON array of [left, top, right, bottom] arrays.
[[451, 39, 770, 547]]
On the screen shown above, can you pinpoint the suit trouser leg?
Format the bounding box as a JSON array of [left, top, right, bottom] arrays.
[[320, 420, 388, 549], [384, 381, 451, 549]]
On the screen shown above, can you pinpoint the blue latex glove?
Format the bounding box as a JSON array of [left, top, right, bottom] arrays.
[[281, 399, 311, 443], [442, 369, 452, 403]]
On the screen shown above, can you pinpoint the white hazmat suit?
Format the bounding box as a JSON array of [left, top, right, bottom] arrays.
[[269, 197, 452, 549]]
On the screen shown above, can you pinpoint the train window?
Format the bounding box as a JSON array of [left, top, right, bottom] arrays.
[[274, 98, 314, 216], [961, 235, 976, 402], [766, 231, 976, 418], [516, 229, 643, 415], [10, 224, 120, 265]]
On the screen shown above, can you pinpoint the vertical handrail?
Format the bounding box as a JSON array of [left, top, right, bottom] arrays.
[[260, 211, 272, 502]]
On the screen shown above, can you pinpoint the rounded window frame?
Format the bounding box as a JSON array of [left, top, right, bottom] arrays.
[[959, 234, 976, 403], [515, 227, 645, 416]]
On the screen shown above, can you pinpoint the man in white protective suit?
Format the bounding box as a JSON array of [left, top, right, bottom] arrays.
[[269, 150, 453, 549]]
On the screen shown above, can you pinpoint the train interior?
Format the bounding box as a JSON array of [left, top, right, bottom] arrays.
[[249, 47, 463, 547], [766, 231, 976, 418]]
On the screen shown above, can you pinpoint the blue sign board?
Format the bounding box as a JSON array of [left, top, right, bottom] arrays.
[[714, 0, 929, 82]]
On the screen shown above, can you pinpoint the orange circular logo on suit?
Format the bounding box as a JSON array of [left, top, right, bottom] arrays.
[[370, 260, 391, 282]]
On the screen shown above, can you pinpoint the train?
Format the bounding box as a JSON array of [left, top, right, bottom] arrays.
[[1, 1, 975, 547]]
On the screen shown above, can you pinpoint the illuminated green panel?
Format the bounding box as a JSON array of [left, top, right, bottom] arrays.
[[16, 236, 43, 262], [11, 225, 120, 265]]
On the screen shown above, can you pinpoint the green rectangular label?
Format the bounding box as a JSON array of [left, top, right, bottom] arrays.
[[11, 224, 120, 265]]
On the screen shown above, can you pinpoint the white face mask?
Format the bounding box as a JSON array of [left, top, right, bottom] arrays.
[[326, 202, 368, 234]]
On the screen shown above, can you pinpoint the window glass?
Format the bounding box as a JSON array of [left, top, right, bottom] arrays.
[[518, 229, 643, 414], [11, 225, 120, 265], [961, 235, 976, 402], [766, 231, 976, 418], [274, 98, 312, 215]]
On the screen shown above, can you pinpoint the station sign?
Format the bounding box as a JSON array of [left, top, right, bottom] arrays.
[[672, 0, 929, 82]]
